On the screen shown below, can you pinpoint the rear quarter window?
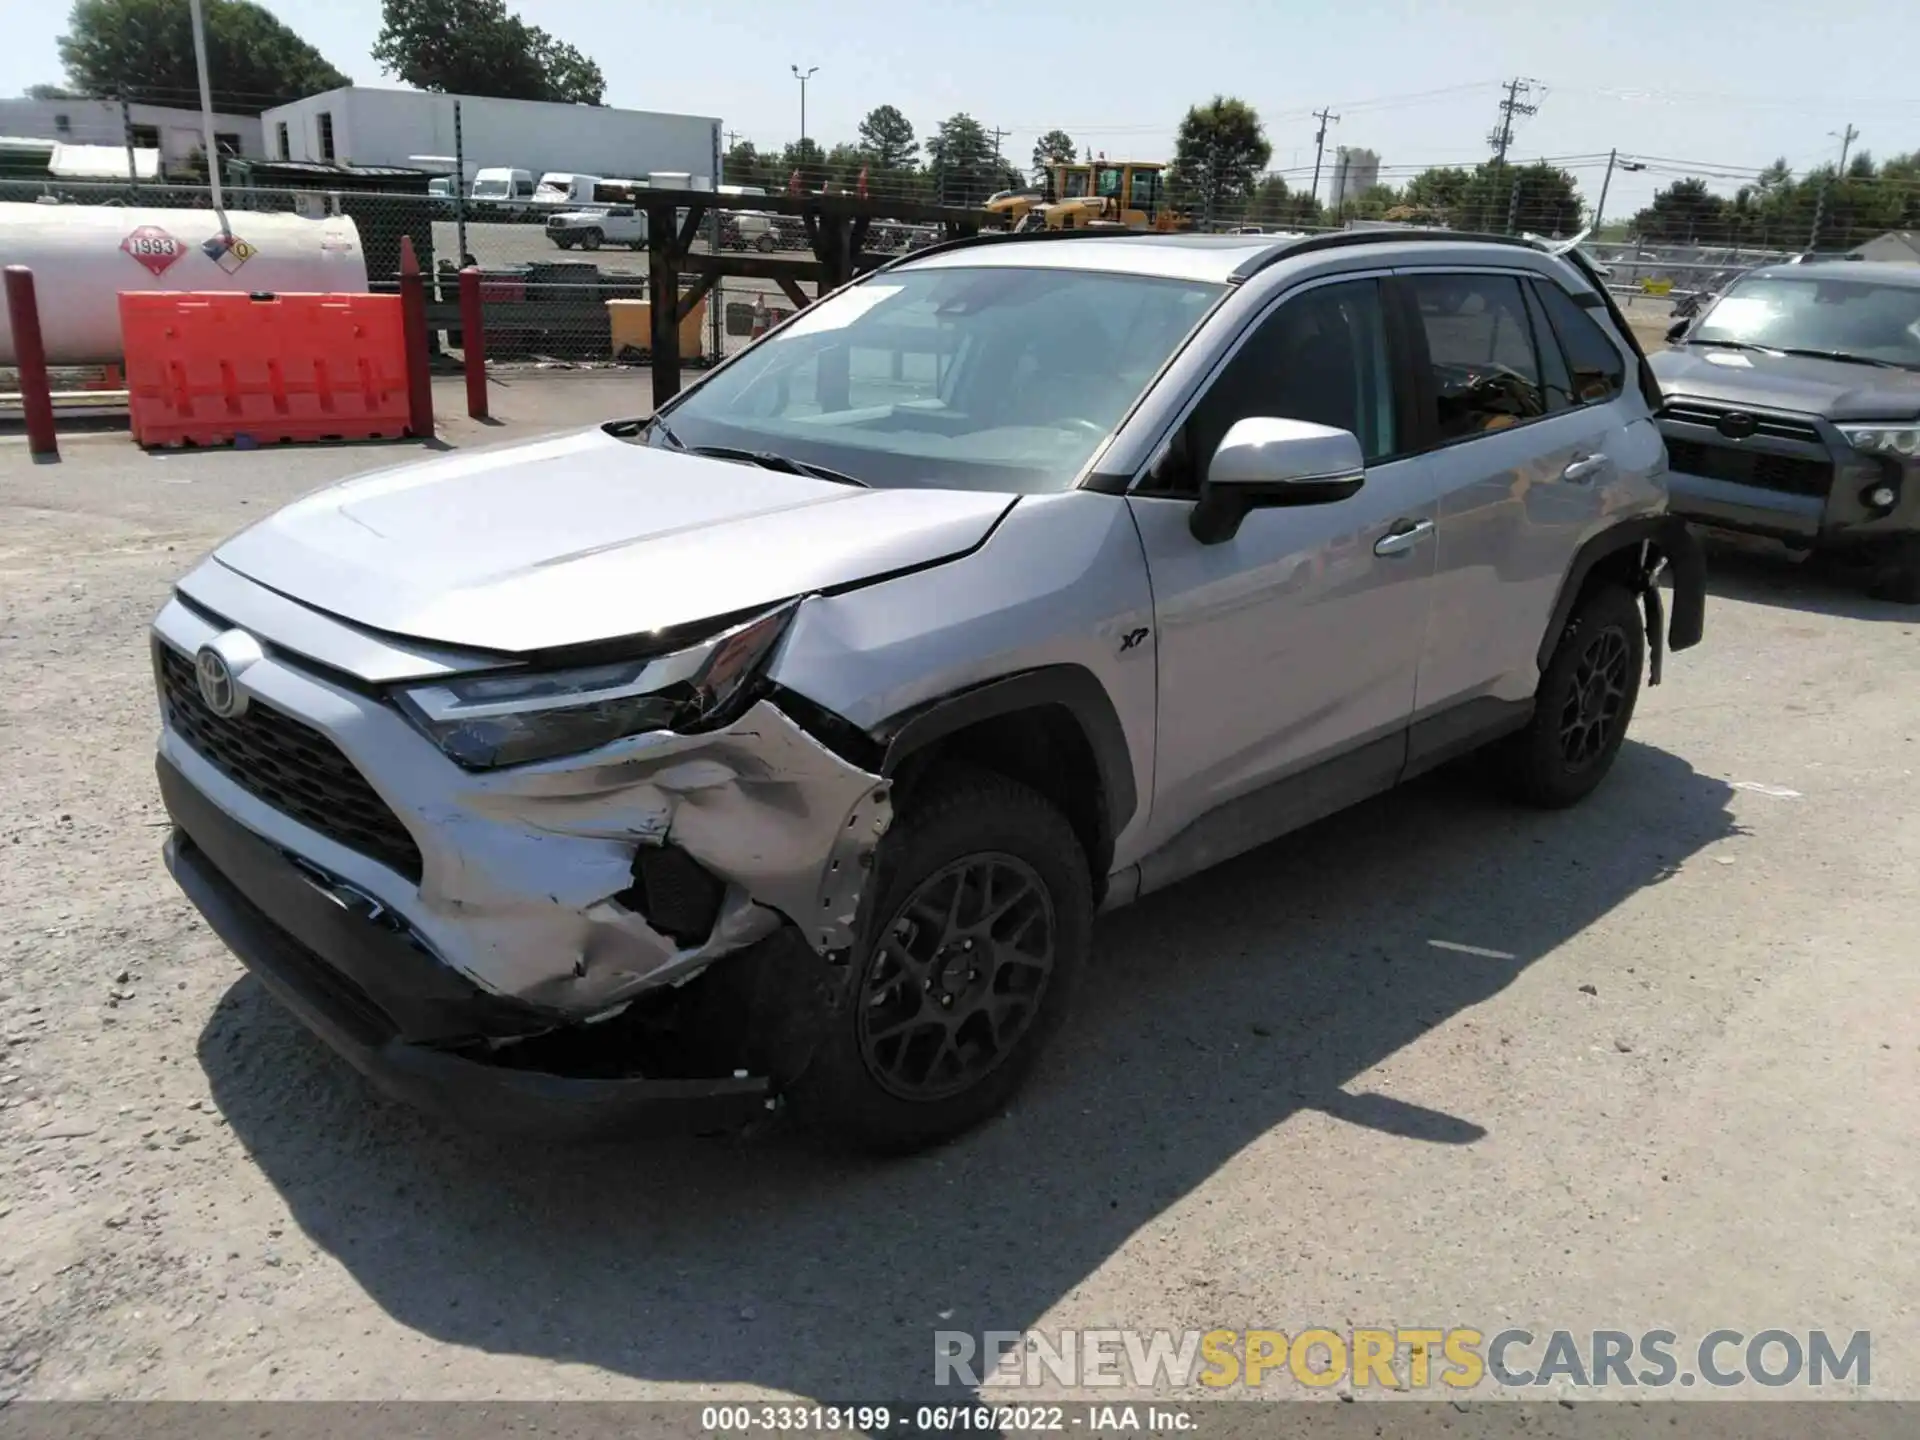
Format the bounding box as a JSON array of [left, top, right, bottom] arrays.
[[1532, 280, 1627, 404]]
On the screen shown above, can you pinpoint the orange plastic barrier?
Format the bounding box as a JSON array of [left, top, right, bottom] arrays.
[[120, 291, 411, 448]]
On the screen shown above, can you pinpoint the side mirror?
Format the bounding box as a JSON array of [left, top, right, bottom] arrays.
[[1190, 417, 1366, 545], [1665, 319, 1690, 345]]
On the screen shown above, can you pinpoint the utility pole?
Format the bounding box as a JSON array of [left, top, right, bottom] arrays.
[[1808, 124, 1858, 254], [725, 129, 741, 150], [990, 126, 1007, 173], [1489, 77, 1539, 165], [119, 91, 138, 190], [1832, 122, 1859, 172], [1590, 149, 1645, 235], [1308, 106, 1339, 208]]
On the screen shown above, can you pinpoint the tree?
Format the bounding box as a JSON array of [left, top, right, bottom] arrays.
[[925, 112, 998, 206], [721, 140, 771, 192], [1630, 178, 1727, 244], [372, 0, 604, 105], [1400, 165, 1472, 217], [856, 105, 917, 172], [1247, 173, 1322, 228], [56, 0, 348, 116], [26, 83, 83, 99], [1169, 96, 1271, 222], [1030, 128, 1076, 181]]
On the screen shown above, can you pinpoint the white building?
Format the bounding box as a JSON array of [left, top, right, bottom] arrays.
[[1330, 146, 1382, 207], [0, 98, 264, 172], [259, 87, 721, 186]]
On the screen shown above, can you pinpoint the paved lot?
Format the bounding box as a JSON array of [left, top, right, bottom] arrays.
[[1, 390, 1916, 1405]]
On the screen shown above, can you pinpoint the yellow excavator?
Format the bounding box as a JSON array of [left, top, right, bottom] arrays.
[[986, 160, 1188, 233]]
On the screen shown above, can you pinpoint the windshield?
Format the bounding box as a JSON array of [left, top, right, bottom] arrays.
[[651, 265, 1222, 493], [472, 180, 508, 198], [1692, 274, 1920, 368]]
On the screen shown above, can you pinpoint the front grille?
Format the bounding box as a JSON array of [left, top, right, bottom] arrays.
[[1659, 402, 1825, 446], [1663, 437, 1834, 499], [157, 644, 424, 883]]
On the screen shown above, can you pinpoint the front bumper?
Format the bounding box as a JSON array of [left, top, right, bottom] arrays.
[[151, 588, 891, 1023], [1657, 400, 1915, 546], [160, 753, 773, 1139]]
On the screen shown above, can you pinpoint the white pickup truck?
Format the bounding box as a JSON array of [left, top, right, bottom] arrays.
[[545, 205, 646, 251]]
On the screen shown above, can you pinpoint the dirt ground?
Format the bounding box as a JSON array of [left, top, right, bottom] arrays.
[[1, 382, 1916, 1406]]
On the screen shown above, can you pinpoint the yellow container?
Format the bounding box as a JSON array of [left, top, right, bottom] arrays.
[[606, 296, 709, 359]]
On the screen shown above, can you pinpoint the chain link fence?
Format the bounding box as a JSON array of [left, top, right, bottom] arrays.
[[0, 177, 958, 389], [8, 169, 1909, 401]]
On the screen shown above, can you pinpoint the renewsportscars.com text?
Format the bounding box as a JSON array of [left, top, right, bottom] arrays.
[[935, 1327, 1871, 1391]]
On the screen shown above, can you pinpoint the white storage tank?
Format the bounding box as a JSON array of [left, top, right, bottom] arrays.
[[0, 202, 368, 366]]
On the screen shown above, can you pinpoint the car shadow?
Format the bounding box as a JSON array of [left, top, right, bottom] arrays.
[[1700, 536, 1920, 624], [200, 741, 1737, 1401]]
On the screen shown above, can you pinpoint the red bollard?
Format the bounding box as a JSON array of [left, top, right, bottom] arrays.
[[397, 236, 435, 440], [458, 266, 489, 421], [4, 266, 57, 460]]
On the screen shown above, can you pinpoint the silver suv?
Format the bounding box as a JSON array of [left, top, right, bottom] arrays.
[[152, 230, 1705, 1153]]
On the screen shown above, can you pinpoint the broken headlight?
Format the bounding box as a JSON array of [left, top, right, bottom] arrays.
[[396, 604, 796, 770]]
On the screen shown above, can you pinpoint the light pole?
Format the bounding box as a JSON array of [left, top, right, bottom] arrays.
[[791, 65, 818, 153]]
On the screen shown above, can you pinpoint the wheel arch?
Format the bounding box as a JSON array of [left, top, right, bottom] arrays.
[[875, 667, 1137, 903], [1537, 514, 1706, 675]]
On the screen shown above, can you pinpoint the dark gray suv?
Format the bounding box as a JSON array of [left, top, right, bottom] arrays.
[[1651, 260, 1920, 601]]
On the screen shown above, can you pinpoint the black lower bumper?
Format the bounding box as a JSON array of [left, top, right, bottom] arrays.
[[158, 754, 771, 1140]]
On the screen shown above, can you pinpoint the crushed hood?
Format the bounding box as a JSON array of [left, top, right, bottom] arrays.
[[1651, 346, 1920, 421], [211, 427, 1014, 654]]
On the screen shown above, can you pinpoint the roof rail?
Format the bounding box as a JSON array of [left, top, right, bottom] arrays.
[[877, 223, 1146, 270], [1229, 227, 1541, 281]]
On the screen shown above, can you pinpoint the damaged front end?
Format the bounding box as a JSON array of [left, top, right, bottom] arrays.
[[153, 590, 894, 1138]]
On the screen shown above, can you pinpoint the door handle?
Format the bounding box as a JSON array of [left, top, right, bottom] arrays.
[[1561, 453, 1610, 484], [1373, 518, 1434, 557]]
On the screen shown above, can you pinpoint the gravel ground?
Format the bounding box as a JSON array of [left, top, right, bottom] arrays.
[[1, 389, 1916, 1405]]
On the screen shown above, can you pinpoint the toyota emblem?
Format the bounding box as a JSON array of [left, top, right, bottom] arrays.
[[195, 645, 243, 717]]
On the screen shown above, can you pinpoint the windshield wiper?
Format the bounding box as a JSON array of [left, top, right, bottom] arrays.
[[1765, 347, 1915, 372], [1687, 339, 1915, 371], [649, 414, 685, 449], [686, 445, 870, 487]]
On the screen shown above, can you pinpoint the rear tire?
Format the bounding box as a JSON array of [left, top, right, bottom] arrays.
[[1500, 583, 1646, 809], [755, 232, 777, 253], [786, 767, 1091, 1155]]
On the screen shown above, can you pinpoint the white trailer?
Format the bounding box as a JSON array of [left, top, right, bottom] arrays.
[[259, 87, 719, 189]]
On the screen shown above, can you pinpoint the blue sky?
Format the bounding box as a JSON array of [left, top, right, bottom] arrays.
[[9, 0, 1919, 217]]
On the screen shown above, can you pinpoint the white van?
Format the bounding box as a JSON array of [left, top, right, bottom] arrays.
[[533, 173, 602, 206], [471, 168, 534, 202]]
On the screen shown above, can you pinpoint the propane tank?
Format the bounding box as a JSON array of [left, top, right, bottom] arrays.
[[0, 202, 368, 366]]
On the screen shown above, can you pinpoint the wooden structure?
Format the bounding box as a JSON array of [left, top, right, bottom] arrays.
[[632, 188, 989, 406]]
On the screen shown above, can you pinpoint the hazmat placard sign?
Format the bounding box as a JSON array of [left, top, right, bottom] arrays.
[[121, 225, 185, 277]]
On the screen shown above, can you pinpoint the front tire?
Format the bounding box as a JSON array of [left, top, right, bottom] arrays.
[[1501, 583, 1646, 808], [1867, 533, 1920, 605], [787, 767, 1091, 1155], [580, 229, 603, 251]]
